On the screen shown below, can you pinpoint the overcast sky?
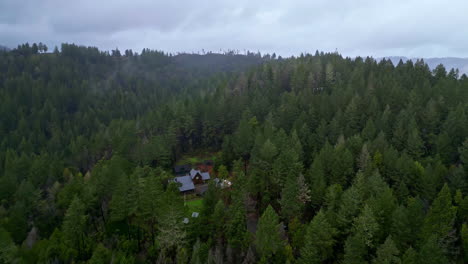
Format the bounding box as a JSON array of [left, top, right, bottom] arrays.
[[1, 0, 468, 58]]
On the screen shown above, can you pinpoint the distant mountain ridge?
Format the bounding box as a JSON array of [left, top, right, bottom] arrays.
[[384, 56, 468, 75]]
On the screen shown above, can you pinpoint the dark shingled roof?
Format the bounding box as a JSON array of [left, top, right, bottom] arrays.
[[189, 169, 210, 180], [174, 164, 191, 175], [174, 176, 195, 192]]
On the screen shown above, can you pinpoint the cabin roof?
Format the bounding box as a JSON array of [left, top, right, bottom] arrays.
[[189, 169, 210, 180], [174, 164, 191, 174], [174, 175, 195, 192]]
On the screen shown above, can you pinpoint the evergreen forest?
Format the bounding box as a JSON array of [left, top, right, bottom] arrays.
[[0, 43, 467, 263]]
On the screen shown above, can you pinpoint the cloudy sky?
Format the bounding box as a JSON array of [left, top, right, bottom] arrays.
[[1, 0, 468, 58]]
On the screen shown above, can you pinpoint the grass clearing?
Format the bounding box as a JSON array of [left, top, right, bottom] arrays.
[[176, 150, 219, 165], [185, 197, 203, 214]]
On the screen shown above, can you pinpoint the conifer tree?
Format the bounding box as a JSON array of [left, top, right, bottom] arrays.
[[62, 196, 87, 259], [158, 184, 186, 259], [418, 235, 448, 264], [462, 224, 468, 263], [255, 205, 283, 261], [421, 184, 457, 246], [372, 236, 400, 264], [406, 127, 425, 159], [298, 210, 336, 264], [343, 232, 368, 264], [137, 174, 163, 245], [280, 176, 301, 221], [308, 159, 327, 209], [226, 193, 248, 251], [401, 247, 417, 264], [0, 227, 17, 264]]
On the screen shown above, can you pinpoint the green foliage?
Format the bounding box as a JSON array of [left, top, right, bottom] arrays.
[[401, 247, 417, 264], [157, 185, 186, 257], [280, 176, 302, 221], [255, 205, 284, 260], [0, 227, 17, 264], [372, 236, 401, 264], [88, 244, 111, 264], [462, 224, 468, 263], [308, 159, 327, 209], [217, 165, 229, 179], [62, 196, 87, 260], [1, 45, 467, 263], [299, 210, 336, 264], [418, 235, 449, 264], [421, 184, 457, 243], [460, 139, 468, 165], [226, 201, 248, 250]]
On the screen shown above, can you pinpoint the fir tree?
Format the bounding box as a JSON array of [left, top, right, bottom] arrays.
[[298, 210, 336, 264], [372, 236, 401, 264], [255, 205, 284, 261], [62, 196, 87, 259]]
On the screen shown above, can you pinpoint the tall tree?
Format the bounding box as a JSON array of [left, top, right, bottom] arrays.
[[372, 236, 401, 264], [62, 196, 87, 260], [298, 210, 336, 264], [255, 205, 284, 262], [420, 184, 457, 256]]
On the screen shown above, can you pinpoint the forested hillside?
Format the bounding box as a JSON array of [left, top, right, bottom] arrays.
[[0, 44, 467, 264]]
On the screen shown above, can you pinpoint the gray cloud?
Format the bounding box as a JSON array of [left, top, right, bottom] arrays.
[[1, 0, 468, 58]]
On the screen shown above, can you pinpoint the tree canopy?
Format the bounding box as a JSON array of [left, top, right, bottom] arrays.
[[0, 44, 467, 263]]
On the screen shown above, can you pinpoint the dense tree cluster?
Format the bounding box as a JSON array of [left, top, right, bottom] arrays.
[[0, 44, 467, 263]]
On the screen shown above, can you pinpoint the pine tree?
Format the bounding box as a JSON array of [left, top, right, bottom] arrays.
[[296, 173, 311, 205], [280, 176, 301, 221], [273, 145, 303, 188], [217, 165, 229, 179], [88, 244, 111, 264], [421, 184, 457, 246], [372, 236, 401, 264], [362, 119, 377, 141], [0, 228, 18, 264], [255, 205, 284, 261], [390, 205, 412, 250], [298, 210, 336, 264], [212, 200, 226, 241], [308, 159, 327, 209], [357, 143, 371, 172], [330, 145, 354, 186], [336, 186, 363, 235], [191, 239, 202, 264], [158, 184, 186, 258], [392, 115, 407, 151], [354, 204, 379, 248], [233, 114, 256, 167], [401, 247, 417, 264], [226, 193, 248, 250], [459, 138, 468, 165], [343, 232, 368, 264], [418, 235, 448, 264], [462, 224, 468, 263], [137, 174, 163, 245], [406, 127, 424, 159], [344, 95, 362, 136], [62, 196, 87, 259], [367, 186, 396, 243], [405, 198, 424, 241], [110, 174, 135, 222]]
